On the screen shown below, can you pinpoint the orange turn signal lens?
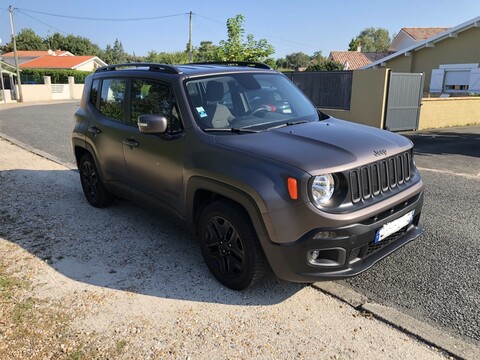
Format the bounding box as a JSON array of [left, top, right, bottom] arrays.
[[288, 177, 298, 200]]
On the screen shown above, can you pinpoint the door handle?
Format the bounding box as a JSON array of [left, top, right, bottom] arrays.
[[87, 126, 101, 135], [123, 138, 139, 148]]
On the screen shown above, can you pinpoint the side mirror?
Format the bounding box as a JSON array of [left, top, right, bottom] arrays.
[[137, 114, 168, 134]]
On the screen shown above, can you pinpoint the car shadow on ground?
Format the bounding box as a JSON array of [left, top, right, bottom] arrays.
[[404, 128, 480, 158], [0, 168, 304, 306]]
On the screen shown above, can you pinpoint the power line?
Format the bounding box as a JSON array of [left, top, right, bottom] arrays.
[[195, 14, 224, 26], [16, 9, 68, 35], [16, 7, 185, 22], [196, 13, 318, 52], [194, 16, 223, 40], [0, 8, 9, 24]]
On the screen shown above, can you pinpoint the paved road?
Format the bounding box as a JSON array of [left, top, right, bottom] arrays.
[[343, 127, 480, 345], [1, 103, 479, 347], [0, 101, 79, 167]]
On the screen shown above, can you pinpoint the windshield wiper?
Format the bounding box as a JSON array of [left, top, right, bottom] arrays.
[[204, 127, 260, 133], [267, 120, 308, 130]]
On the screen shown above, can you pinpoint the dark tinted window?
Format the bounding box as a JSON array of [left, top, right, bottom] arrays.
[[99, 78, 126, 122], [89, 79, 100, 106]]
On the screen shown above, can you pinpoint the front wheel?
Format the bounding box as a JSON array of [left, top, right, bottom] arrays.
[[198, 200, 269, 290], [79, 153, 113, 208]]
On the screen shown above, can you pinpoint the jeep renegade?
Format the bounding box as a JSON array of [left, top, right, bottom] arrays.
[[72, 62, 424, 290]]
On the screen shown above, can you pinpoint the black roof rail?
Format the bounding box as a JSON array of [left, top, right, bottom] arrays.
[[95, 63, 182, 74], [188, 61, 272, 70]]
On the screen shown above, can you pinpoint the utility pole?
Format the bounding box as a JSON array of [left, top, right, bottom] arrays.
[[0, 38, 6, 103], [188, 11, 193, 62], [9, 5, 23, 102]]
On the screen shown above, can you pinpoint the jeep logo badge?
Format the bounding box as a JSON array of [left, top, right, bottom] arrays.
[[374, 149, 387, 157]]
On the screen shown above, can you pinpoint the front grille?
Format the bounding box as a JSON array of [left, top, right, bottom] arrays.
[[349, 226, 408, 262], [349, 151, 412, 203], [364, 227, 408, 257]]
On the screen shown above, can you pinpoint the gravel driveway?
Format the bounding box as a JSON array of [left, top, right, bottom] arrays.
[[0, 138, 452, 359]]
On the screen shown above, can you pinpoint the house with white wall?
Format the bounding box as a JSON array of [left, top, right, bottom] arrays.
[[1, 50, 106, 71]]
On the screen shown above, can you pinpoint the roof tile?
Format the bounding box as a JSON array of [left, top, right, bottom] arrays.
[[20, 56, 95, 69], [402, 27, 449, 41], [328, 51, 391, 69], [2, 50, 72, 58]]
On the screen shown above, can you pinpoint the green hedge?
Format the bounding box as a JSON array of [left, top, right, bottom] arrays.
[[20, 69, 93, 84]]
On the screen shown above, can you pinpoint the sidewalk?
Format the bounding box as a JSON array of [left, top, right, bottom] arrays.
[[0, 137, 454, 359], [0, 99, 79, 111]]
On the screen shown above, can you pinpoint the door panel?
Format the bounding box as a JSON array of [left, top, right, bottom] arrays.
[[123, 78, 184, 214], [87, 78, 129, 183]]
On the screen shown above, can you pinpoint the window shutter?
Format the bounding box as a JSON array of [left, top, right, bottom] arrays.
[[429, 69, 445, 93], [468, 68, 480, 92]]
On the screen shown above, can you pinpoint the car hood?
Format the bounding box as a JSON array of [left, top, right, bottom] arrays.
[[215, 118, 413, 174]]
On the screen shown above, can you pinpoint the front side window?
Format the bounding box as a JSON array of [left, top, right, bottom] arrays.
[[131, 79, 181, 131], [99, 78, 126, 122], [185, 73, 318, 131]]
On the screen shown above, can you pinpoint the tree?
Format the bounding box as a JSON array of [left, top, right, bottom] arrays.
[[195, 41, 219, 62], [348, 27, 391, 52], [217, 14, 274, 63], [44, 32, 102, 56], [285, 52, 310, 69], [101, 39, 128, 64], [144, 50, 189, 64], [306, 59, 343, 71], [310, 51, 324, 64], [1, 28, 46, 52]]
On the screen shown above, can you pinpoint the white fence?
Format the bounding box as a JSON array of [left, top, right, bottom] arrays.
[[3, 76, 84, 103]]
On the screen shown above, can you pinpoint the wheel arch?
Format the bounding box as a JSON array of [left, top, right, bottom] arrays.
[[72, 141, 107, 181], [186, 176, 271, 246], [73, 143, 88, 168]]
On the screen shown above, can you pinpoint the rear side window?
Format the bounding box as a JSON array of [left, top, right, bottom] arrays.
[[89, 79, 100, 106], [99, 79, 126, 122]]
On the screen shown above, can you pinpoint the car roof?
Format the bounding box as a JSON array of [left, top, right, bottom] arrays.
[[94, 62, 276, 78]]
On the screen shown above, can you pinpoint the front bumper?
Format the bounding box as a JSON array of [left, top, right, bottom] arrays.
[[261, 190, 424, 282]]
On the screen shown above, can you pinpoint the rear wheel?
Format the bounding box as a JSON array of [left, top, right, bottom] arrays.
[[198, 200, 269, 290], [79, 153, 113, 208]]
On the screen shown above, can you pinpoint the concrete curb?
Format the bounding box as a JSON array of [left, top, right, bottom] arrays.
[[313, 282, 480, 360], [0, 132, 77, 171], [0, 99, 79, 111]]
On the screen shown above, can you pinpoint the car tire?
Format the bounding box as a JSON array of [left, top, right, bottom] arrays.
[[79, 153, 113, 208], [198, 200, 269, 290]]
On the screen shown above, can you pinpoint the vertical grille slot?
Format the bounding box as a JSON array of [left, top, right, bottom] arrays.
[[350, 170, 360, 203], [380, 160, 389, 191], [404, 152, 411, 180], [396, 155, 404, 184], [388, 158, 397, 189], [360, 166, 371, 199], [371, 163, 380, 195]]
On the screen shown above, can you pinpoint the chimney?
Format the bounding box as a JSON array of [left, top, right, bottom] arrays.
[[356, 46, 362, 52]]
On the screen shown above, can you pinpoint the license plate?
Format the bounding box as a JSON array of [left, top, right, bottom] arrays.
[[375, 210, 415, 244]]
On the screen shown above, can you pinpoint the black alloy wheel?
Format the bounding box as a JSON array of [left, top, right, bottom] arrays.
[[79, 153, 113, 208], [198, 200, 269, 290]]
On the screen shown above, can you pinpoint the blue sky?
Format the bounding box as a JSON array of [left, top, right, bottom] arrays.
[[1, 0, 479, 59]]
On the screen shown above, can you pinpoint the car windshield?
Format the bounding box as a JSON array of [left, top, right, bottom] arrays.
[[185, 73, 318, 132]]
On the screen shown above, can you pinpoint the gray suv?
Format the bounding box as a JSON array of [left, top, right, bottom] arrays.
[[72, 62, 424, 290]]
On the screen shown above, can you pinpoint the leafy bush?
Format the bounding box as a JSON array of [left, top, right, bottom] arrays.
[[20, 69, 93, 84], [306, 60, 344, 71]]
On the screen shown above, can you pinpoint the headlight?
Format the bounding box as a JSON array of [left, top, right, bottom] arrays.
[[311, 174, 335, 207]]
